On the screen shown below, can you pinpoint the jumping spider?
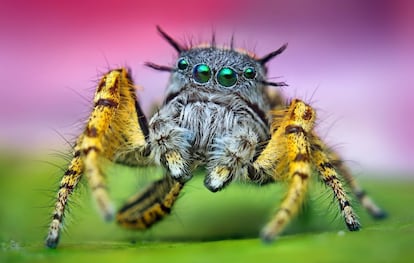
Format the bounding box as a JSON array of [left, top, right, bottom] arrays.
[[46, 26, 386, 248]]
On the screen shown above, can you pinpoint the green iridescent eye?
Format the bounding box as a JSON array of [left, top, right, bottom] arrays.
[[193, 64, 211, 83], [177, 58, 189, 70], [243, 67, 256, 79], [217, 67, 237, 87]]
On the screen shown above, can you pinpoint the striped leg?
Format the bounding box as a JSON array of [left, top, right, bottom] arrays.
[[260, 170, 311, 242], [324, 146, 386, 219], [251, 99, 385, 242], [80, 68, 148, 221], [45, 139, 83, 248], [310, 137, 360, 231], [116, 175, 183, 229], [45, 68, 148, 248], [257, 100, 315, 242]]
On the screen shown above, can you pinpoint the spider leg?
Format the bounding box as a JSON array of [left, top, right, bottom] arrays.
[[255, 99, 315, 242], [309, 135, 361, 231], [204, 126, 258, 192], [319, 144, 387, 219], [46, 68, 148, 248], [45, 138, 83, 248], [80, 68, 148, 220], [116, 175, 183, 229], [253, 99, 364, 242], [148, 110, 193, 183]]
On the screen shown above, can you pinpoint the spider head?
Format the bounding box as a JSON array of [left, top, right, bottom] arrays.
[[146, 26, 287, 98]]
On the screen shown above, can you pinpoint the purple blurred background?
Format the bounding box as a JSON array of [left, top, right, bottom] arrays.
[[0, 0, 413, 175]]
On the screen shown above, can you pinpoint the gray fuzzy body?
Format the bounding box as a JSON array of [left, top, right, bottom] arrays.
[[147, 47, 276, 191]]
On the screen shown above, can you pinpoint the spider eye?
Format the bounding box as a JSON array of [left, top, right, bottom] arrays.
[[193, 64, 211, 83], [243, 67, 256, 79], [177, 58, 189, 70], [217, 67, 237, 87]]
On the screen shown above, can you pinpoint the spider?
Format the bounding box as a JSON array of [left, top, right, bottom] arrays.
[[45, 26, 386, 248]]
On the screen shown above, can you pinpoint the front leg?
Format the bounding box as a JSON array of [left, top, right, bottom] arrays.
[[204, 127, 258, 192], [148, 109, 194, 182], [46, 68, 148, 248]]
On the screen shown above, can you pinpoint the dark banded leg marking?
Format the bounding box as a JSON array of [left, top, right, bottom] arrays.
[[285, 125, 306, 135], [95, 98, 119, 108]]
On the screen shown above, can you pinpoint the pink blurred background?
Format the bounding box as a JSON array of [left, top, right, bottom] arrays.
[[0, 0, 413, 175]]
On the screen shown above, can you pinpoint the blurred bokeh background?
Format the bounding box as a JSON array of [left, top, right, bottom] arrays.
[[0, 2, 413, 261], [0, 0, 413, 174]]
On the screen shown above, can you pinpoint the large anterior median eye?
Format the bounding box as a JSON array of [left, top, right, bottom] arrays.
[[217, 67, 237, 87], [193, 64, 211, 83]]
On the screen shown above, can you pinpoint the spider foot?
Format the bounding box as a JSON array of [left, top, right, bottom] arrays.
[[260, 228, 278, 244], [372, 210, 387, 219], [164, 150, 192, 183], [343, 206, 361, 231], [45, 221, 60, 248], [204, 166, 233, 192]]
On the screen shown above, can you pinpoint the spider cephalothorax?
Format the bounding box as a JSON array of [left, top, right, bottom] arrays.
[[146, 28, 288, 190], [45, 26, 386, 248]]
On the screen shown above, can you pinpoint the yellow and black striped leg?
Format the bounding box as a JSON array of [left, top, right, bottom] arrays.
[[79, 69, 125, 220], [80, 68, 148, 220], [46, 68, 148, 248], [116, 175, 183, 229], [258, 100, 315, 242], [46, 140, 83, 248], [260, 169, 311, 242], [310, 137, 360, 231], [326, 149, 387, 219]]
